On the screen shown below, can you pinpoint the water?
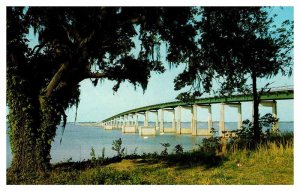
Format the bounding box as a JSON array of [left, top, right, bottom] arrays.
[[6, 121, 293, 168]]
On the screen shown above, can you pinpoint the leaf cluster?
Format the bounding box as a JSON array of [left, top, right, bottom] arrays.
[[175, 7, 293, 100]]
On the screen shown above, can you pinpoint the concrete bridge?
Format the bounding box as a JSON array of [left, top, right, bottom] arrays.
[[100, 88, 293, 137]]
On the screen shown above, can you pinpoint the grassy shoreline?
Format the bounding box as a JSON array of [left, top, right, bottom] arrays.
[[7, 141, 293, 185]]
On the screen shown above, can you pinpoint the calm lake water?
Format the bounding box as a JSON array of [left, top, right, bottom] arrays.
[[6, 121, 293, 168]]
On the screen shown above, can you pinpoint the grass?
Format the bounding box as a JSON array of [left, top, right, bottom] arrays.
[[7, 141, 293, 185]]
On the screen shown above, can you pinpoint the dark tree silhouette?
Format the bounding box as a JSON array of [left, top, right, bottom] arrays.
[[174, 7, 293, 142], [7, 7, 197, 175]]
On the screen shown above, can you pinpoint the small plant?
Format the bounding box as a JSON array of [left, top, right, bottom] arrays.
[[160, 143, 170, 156], [174, 144, 184, 155], [101, 147, 106, 159], [112, 138, 125, 157], [133, 147, 138, 156], [66, 157, 73, 163], [93, 147, 106, 165], [210, 127, 218, 135], [198, 137, 221, 153], [90, 147, 96, 162]]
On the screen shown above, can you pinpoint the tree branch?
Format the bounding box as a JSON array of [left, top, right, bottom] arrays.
[[86, 72, 107, 79], [45, 63, 67, 97], [28, 43, 46, 57]]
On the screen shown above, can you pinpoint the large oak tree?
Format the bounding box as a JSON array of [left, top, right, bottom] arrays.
[[7, 7, 197, 175]]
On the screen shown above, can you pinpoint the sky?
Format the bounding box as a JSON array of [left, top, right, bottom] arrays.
[[3, 6, 295, 123], [60, 7, 294, 123]]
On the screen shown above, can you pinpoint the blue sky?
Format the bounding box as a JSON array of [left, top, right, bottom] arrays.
[[69, 63, 293, 122], [6, 6, 294, 123], [64, 7, 294, 122]]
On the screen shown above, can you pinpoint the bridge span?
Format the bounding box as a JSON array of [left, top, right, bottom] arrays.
[[100, 89, 293, 137]]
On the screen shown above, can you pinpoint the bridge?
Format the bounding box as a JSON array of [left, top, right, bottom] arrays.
[[100, 88, 293, 137]]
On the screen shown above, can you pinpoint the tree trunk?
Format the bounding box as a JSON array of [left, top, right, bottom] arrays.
[[8, 95, 59, 177], [252, 71, 260, 144], [36, 96, 61, 172], [8, 98, 39, 175]]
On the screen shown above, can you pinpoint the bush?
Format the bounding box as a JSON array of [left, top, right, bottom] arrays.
[[90, 147, 96, 163], [160, 143, 170, 156], [227, 113, 293, 151], [112, 138, 125, 158], [198, 137, 221, 153], [174, 144, 184, 155]]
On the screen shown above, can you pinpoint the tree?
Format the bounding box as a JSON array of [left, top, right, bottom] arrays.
[[174, 7, 293, 143], [7, 7, 197, 175]]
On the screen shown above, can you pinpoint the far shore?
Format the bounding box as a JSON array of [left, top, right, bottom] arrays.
[[75, 122, 101, 126], [72, 121, 294, 126]]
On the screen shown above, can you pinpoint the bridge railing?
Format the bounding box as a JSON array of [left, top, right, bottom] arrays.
[[268, 85, 294, 92], [101, 87, 293, 122]]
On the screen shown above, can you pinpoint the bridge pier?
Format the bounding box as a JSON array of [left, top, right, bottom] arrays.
[[122, 114, 138, 133], [136, 112, 145, 126], [111, 119, 115, 129], [138, 111, 157, 136], [135, 113, 138, 127], [127, 114, 131, 126], [260, 100, 278, 131], [219, 102, 242, 137], [163, 108, 176, 133], [130, 114, 134, 126], [176, 106, 181, 134], [115, 117, 119, 129], [121, 116, 125, 129], [208, 105, 213, 133], [118, 116, 122, 129], [144, 111, 149, 127], [160, 109, 164, 133], [219, 103, 225, 136], [177, 106, 193, 134], [155, 111, 159, 130], [124, 115, 127, 127], [147, 110, 160, 130], [134, 112, 155, 136], [104, 120, 113, 130], [191, 104, 197, 135], [227, 103, 242, 130], [191, 104, 213, 136]]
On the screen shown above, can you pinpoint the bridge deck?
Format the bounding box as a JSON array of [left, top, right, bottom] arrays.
[[102, 90, 293, 122]]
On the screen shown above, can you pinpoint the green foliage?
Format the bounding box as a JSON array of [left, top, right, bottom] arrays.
[[160, 142, 170, 156], [78, 167, 143, 184], [90, 147, 96, 162], [175, 7, 293, 98], [228, 113, 281, 150], [174, 7, 293, 143], [7, 7, 198, 175], [112, 138, 125, 158], [199, 137, 221, 154], [174, 144, 184, 155], [7, 132, 293, 184], [101, 147, 106, 159]]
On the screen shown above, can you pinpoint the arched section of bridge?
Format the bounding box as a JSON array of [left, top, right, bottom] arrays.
[[100, 89, 293, 137]]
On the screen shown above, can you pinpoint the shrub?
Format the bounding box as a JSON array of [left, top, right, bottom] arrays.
[[228, 113, 293, 151], [199, 137, 221, 153], [90, 147, 96, 163], [112, 138, 125, 158], [160, 143, 170, 156], [174, 144, 184, 155]]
